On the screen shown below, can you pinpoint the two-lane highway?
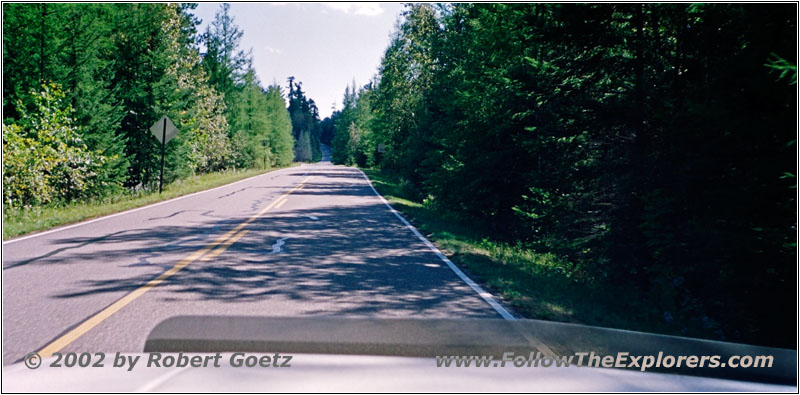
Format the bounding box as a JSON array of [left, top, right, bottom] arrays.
[[2, 149, 507, 365]]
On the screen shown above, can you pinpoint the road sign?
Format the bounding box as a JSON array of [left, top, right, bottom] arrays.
[[150, 116, 179, 194], [150, 116, 179, 145], [377, 144, 386, 153]]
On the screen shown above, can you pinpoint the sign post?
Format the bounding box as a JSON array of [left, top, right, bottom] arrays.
[[150, 116, 179, 194]]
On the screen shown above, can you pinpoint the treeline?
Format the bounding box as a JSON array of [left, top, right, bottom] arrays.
[[3, 3, 317, 208], [328, 4, 796, 346], [288, 76, 323, 162]]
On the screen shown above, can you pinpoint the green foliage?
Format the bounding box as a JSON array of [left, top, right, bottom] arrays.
[[294, 128, 312, 163], [200, 3, 251, 102], [365, 168, 715, 340], [182, 82, 232, 173], [3, 3, 130, 195], [330, 79, 376, 167], [329, 3, 796, 347], [287, 77, 322, 162], [229, 70, 272, 168], [765, 53, 797, 85], [201, 5, 296, 170], [264, 85, 296, 167], [3, 3, 309, 214], [3, 84, 105, 207], [227, 72, 295, 169]]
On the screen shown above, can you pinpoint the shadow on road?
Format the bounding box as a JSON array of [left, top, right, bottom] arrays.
[[7, 166, 495, 318]]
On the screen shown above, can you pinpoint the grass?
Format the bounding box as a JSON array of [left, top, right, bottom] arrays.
[[363, 168, 718, 340], [3, 164, 297, 240]]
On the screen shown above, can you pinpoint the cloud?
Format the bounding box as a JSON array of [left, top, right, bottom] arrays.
[[263, 46, 283, 54], [324, 2, 383, 16]]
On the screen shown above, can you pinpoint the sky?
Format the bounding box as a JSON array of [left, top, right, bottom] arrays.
[[192, 2, 405, 119]]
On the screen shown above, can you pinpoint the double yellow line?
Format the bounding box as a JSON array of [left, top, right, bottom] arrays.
[[37, 176, 312, 358]]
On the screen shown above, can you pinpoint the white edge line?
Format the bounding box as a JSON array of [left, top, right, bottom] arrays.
[[3, 165, 306, 245], [356, 168, 516, 321]]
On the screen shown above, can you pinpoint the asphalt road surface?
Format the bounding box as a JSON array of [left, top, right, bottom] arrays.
[[2, 146, 505, 365]]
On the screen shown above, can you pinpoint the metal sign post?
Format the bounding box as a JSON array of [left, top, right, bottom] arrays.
[[159, 118, 166, 194], [150, 116, 179, 194]]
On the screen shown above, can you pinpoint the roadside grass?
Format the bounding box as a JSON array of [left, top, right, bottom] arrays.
[[3, 165, 297, 240], [364, 168, 707, 339]]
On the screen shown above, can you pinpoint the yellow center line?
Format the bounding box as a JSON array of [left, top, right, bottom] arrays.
[[201, 230, 248, 262], [274, 197, 289, 209], [37, 175, 312, 358]]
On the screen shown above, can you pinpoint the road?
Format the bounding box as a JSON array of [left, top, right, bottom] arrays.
[[2, 146, 506, 365]]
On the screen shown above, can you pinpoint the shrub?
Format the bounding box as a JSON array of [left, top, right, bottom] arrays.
[[3, 84, 105, 207]]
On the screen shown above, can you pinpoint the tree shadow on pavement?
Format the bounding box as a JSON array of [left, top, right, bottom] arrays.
[[23, 166, 499, 318]]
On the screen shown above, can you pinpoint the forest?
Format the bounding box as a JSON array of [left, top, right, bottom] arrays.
[[326, 3, 797, 347], [3, 3, 322, 209], [2, 2, 796, 348]]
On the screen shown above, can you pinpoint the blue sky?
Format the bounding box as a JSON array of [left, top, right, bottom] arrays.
[[193, 2, 405, 119]]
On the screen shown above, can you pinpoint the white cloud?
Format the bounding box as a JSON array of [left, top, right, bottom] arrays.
[[324, 3, 383, 16], [263, 46, 283, 54]]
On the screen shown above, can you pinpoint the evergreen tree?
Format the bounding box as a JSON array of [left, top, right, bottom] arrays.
[[263, 84, 295, 167], [200, 3, 251, 104], [287, 77, 321, 162], [229, 69, 272, 168], [330, 3, 796, 347]]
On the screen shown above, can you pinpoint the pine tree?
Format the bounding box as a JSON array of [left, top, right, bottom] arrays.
[[287, 78, 321, 162], [201, 3, 251, 108], [264, 84, 294, 167]]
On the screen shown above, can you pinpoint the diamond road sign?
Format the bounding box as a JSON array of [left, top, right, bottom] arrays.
[[150, 116, 179, 145]]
